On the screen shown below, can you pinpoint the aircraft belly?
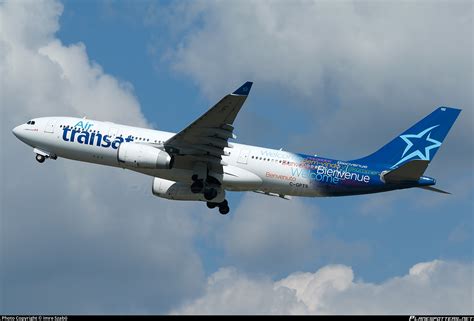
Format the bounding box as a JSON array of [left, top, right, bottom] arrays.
[[222, 165, 263, 191], [53, 138, 119, 166], [128, 165, 264, 192], [254, 165, 316, 197]]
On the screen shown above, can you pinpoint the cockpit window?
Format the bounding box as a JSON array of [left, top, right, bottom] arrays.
[[26, 120, 35, 125]]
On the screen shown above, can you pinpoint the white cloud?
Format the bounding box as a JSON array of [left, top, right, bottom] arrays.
[[0, 0, 204, 313], [155, 0, 474, 256], [219, 193, 319, 274], [1, 0, 147, 126], [173, 267, 308, 315], [167, 1, 471, 100], [1, 0, 471, 314], [164, 0, 473, 163], [173, 260, 473, 315]]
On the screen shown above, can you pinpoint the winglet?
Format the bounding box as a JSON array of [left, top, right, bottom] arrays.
[[232, 81, 253, 96]]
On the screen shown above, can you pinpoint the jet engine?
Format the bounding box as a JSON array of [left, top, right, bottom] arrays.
[[117, 143, 173, 169], [152, 177, 225, 202]]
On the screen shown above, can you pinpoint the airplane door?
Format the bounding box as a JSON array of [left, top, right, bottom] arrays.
[[237, 149, 250, 164], [44, 119, 55, 133]]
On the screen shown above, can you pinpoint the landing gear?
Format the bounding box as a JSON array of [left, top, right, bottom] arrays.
[[204, 187, 218, 200], [191, 174, 228, 214], [218, 200, 230, 215], [33, 149, 56, 163], [190, 174, 219, 200], [190, 180, 204, 194], [35, 154, 46, 163], [206, 200, 229, 214], [206, 202, 217, 209]]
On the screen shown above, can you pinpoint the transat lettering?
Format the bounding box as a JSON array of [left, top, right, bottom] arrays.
[[62, 127, 134, 149]]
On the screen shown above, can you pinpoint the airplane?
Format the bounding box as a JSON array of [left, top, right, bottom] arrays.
[[12, 82, 461, 215]]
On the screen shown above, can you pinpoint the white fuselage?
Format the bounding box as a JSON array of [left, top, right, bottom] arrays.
[[13, 117, 324, 198], [13, 105, 456, 211]]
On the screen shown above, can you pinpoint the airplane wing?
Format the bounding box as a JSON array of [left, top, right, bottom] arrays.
[[163, 81, 253, 175]]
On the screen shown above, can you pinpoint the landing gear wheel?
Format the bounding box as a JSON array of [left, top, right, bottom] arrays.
[[35, 154, 46, 163], [218, 200, 230, 215], [207, 202, 217, 209], [218, 205, 230, 215], [204, 187, 218, 201], [190, 180, 204, 194]]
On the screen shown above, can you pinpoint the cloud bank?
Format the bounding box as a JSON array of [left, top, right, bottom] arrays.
[[1, 0, 471, 315], [164, 0, 472, 163], [173, 260, 473, 315], [1, 0, 204, 313]]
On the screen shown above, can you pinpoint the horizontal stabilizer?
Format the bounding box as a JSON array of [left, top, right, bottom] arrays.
[[418, 186, 451, 194], [383, 160, 429, 183]]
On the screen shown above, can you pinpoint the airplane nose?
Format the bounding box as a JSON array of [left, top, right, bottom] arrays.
[[12, 125, 22, 138]]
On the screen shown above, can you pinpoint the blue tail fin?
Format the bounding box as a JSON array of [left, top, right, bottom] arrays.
[[351, 107, 461, 168]]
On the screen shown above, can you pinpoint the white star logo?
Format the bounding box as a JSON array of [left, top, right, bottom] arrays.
[[391, 125, 441, 168]]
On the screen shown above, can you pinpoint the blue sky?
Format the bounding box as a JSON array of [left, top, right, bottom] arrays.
[[1, 0, 472, 314]]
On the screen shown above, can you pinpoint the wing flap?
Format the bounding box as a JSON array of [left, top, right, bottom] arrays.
[[201, 127, 237, 140]]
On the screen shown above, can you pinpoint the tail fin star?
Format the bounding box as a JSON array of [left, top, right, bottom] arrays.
[[392, 125, 441, 168]]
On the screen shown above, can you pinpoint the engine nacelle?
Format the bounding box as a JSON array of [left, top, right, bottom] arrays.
[[152, 177, 225, 202], [117, 143, 173, 169]]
